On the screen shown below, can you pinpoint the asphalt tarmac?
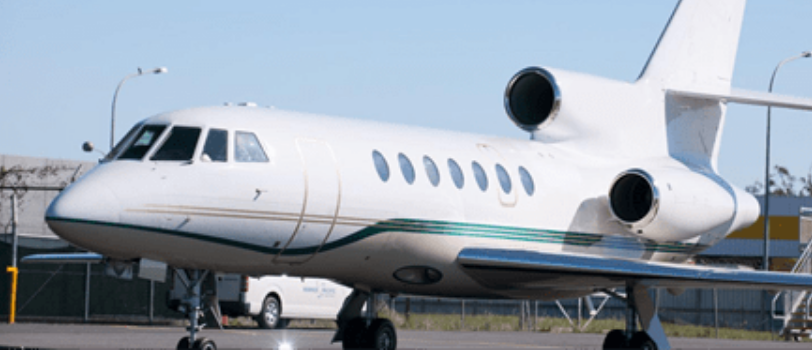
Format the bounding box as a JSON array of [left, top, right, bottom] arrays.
[[0, 323, 809, 349]]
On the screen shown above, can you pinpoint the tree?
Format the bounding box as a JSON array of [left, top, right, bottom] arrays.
[[746, 165, 812, 197]]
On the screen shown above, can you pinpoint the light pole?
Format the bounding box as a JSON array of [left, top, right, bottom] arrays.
[[111, 67, 167, 149], [763, 51, 811, 271]]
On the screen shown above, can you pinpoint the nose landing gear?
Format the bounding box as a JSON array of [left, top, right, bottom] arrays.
[[175, 269, 217, 350]]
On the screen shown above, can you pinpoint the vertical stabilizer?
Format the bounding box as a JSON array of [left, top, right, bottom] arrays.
[[638, 0, 746, 92]]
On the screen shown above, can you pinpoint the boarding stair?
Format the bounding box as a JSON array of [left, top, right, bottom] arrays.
[[771, 208, 812, 341]]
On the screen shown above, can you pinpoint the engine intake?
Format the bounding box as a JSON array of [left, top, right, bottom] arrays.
[[607, 168, 740, 242], [609, 170, 658, 226], [504, 67, 561, 132]]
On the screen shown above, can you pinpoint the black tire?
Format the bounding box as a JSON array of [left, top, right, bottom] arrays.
[[602, 329, 627, 350], [369, 319, 397, 350], [342, 318, 369, 349], [176, 336, 191, 350], [192, 337, 217, 350], [629, 331, 657, 350], [256, 295, 282, 329]]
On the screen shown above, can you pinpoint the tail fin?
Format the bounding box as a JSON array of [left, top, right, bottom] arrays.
[[642, 0, 746, 172], [638, 0, 746, 92]]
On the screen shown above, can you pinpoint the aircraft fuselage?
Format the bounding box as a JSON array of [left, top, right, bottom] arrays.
[[46, 105, 754, 299]]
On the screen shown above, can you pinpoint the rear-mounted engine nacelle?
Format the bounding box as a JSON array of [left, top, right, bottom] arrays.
[[608, 168, 736, 242], [504, 67, 562, 132]]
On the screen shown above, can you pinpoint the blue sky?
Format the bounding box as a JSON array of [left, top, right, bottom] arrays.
[[1, 1, 811, 190]]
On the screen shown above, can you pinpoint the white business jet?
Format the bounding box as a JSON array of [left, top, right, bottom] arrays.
[[23, 1, 812, 349]]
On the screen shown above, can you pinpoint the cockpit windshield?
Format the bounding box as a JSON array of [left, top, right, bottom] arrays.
[[104, 123, 144, 161], [118, 125, 168, 160], [201, 129, 228, 162], [151, 126, 202, 161], [108, 124, 266, 163]]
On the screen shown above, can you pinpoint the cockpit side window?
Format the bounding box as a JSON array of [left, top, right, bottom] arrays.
[[201, 129, 228, 162], [234, 131, 268, 162], [118, 125, 167, 160], [105, 123, 144, 161], [151, 126, 202, 161]]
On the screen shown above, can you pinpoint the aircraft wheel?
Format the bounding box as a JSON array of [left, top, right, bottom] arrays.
[[602, 329, 627, 350], [629, 331, 656, 350], [369, 318, 397, 350], [342, 318, 369, 349], [176, 336, 191, 350], [193, 337, 217, 350], [256, 295, 282, 329]]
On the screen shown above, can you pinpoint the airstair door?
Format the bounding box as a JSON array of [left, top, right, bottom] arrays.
[[275, 139, 341, 264]]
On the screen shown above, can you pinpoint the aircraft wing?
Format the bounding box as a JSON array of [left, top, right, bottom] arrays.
[[669, 88, 812, 111], [21, 252, 104, 264], [457, 248, 812, 292]]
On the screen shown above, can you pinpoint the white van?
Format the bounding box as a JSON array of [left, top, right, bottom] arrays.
[[168, 273, 352, 329]]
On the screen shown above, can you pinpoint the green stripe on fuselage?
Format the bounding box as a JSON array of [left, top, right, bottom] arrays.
[[45, 216, 706, 256]]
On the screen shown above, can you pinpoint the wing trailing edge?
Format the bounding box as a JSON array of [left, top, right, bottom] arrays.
[[457, 248, 812, 291]]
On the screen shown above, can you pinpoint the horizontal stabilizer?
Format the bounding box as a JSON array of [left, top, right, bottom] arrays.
[[669, 88, 812, 111], [21, 252, 104, 264], [458, 248, 812, 291]]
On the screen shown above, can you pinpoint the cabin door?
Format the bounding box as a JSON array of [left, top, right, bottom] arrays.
[[275, 138, 341, 263]]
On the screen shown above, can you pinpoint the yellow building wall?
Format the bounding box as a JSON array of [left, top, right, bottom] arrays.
[[728, 216, 798, 240]]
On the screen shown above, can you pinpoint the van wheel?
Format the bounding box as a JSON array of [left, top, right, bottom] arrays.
[[256, 295, 283, 329]]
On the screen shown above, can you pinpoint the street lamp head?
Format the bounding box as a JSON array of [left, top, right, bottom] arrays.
[[136, 67, 167, 75], [802, 51, 812, 58], [111, 66, 168, 149]]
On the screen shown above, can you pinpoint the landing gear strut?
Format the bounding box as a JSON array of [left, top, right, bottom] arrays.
[[175, 269, 217, 350], [601, 283, 669, 350], [333, 290, 397, 350]]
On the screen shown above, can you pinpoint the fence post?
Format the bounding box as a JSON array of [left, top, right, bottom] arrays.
[[149, 280, 155, 324], [578, 298, 583, 330], [390, 295, 395, 318], [461, 299, 465, 330], [520, 300, 525, 330], [84, 263, 91, 322], [713, 288, 719, 338], [7, 194, 19, 324], [534, 300, 538, 332], [696, 289, 702, 326], [10, 193, 17, 269], [405, 297, 411, 322]]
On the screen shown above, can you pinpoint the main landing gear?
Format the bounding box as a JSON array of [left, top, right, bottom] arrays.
[[601, 283, 669, 350], [333, 290, 397, 350], [175, 269, 217, 350]]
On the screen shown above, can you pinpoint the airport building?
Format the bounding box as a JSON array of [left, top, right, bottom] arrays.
[[0, 154, 178, 323], [1, 154, 810, 332]]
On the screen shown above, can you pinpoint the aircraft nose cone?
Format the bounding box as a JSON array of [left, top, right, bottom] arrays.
[[46, 180, 120, 243]]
